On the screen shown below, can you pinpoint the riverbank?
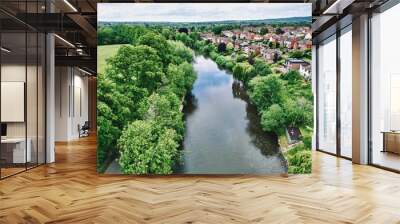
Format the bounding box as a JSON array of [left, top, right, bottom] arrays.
[[189, 40, 312, 174], [174, 55, 287, 174]]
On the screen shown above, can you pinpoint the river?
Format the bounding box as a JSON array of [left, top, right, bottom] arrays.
[[174, 55, 288, 174]]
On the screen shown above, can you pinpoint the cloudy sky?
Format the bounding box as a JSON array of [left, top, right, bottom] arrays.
[[98, 3, 311, 23]]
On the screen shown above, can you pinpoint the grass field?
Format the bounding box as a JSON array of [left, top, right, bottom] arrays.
[[98, 44, 129, 74]]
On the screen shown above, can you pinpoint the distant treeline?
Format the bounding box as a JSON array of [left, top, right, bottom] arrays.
[[98, 16, 311, 27], [97, 18, 310, 45]]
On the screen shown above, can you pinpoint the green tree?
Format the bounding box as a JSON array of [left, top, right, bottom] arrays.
[[165, 62, 196, 98], [288, 50, 305, 59], [212, 25, 223, 35], [260, 27, 269, 35], [226, 42, 234, 54], [138, 33, 171, 66], [232, 62, 256, 84], [281, 70, 302, 85], [224, 57, 235, 71], [248, 75, 283, 110], [140, 92, 185, 138], [284, 144, 311, 173], [107, 45, 165, 94], [253, 58, 272, 76], [161, 28, 174, 40], [217, 42, 227, 53], [275, 27, 284, 35], [236, 54, 248, 63], [169, 41, 194, 64], [202, 44, 217, 56], [118, 120, 179, 174], [261, 104, 285, 132], [283, 97, 313, 127], [175, 32, 195, 48], [97, 26, 198, 174], [215, 55, 227, 67]]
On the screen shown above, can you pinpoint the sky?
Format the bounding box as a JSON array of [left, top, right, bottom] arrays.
[[98, 3, 311, 23]]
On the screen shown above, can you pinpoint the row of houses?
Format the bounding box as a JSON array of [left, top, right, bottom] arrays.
[[199, 26, 312, 80], [201, 28, 312, 52]]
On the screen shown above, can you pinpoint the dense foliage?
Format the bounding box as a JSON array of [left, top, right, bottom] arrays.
[[98, 25, 150, 45], [173, 30, 313, 174], [284, 144, 312, 173], [97, 28, 196, 174], [98, 23, 313, 174]]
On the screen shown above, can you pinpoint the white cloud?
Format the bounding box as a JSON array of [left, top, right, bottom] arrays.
[[98, 3, 311, 22]]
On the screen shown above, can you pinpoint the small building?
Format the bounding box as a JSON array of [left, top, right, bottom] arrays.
[[286, 127, 302, 145], [261, 48, 281, 63], [285, 58, 310, 71], [222, 30, 234, 38], [299, 64, 311, 80], [305, 33, 312, 40], [249, 45, 261, 55], [254, 34, 263, 41]]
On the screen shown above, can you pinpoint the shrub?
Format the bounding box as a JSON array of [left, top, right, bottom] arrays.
[[236, 54, 248, 63], [284, 144, 312, 174], [253, 58, 272, 76], [215, 55, 227, 67], [248, 75, 283, 110], [261, 104, 285, 132], [301, 131, 312, 149], [209, 51, 219, 60], [232, 62, 256, 84], [118, 120, 179, 174]]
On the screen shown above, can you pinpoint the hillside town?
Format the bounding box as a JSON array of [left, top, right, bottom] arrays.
[[199, 25, 312, 80]]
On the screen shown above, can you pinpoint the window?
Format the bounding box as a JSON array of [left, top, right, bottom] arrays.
[[0, 3, 46, 179], [370, 3, 400, 171], [317, 35, 337, 154], [339, 25, 352, 158]]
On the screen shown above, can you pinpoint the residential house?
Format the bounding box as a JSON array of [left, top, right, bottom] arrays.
[[299, 64, 311, 80], [249, 45, 261, 55], [285, 58, 310, 71], [222, 30, 234, 38]]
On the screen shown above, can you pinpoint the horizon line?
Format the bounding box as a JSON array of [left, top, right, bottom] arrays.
[[98, 16, 311, 24]]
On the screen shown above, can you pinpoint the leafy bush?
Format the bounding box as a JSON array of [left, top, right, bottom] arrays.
[[253, 58, 272, 76], [166, 62, 196, 98], [261, 104, 285, 132], [281, 70, 302, 85], [138, 33, 171, 66], [98, 25, 150, 45], [169, 41, 194, 64], [282, 97, 313, 127], [288, 50, 305, 59], [209, 51, 219, 60], [141, 92, 184, 138], [248, 75, 283, 110], [301, 131, 312, 149], [236, 54, 248, 63], [225, 59, 235, 71], [232, 62, 256, 84], [215, 55, 227, 67], [284, 144, 312, 174], [118, 121, 179, 174]]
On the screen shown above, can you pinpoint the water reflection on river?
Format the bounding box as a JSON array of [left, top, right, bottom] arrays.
[[174, 56, 287, 174]]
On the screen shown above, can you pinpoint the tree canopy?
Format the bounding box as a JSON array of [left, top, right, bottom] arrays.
[[97, 28, 196, 174]]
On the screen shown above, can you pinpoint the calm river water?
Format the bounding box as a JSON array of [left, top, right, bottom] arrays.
[[174, 56, 287, 174]]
